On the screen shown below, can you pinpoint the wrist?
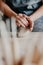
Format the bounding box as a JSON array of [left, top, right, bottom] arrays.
[[11, 11, 17, 19], [13, 13, 17, 19], [29, 15, 34, 22]]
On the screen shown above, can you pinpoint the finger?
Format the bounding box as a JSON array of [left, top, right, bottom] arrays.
[[23, 14, 32, 27], [16, 16, 26, 28], [30, 21, 34, 31], [18, 14, 28, 26], [22, 14, 34, 31], [17, 16, 28, 28], [23, 14, 29, 19], [17, 19, 26, 28], [19, 17, 28, 27], [23, 14, 30, 25], [19, 14, 23, 17], [16, 21, 21, 27], [25, 17, 32, 28], [27, 18, 34, 31], [23, 17, 29, 26], [24, 17, 33, 30]]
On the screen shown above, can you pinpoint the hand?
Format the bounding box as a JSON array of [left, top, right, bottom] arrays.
[[16, 14, 29, 28], [16, 14, 34, 31], [22, 14, 34, 31]]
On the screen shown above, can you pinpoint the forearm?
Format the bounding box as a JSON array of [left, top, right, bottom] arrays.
[[30, 5, 43, 22], [0, 1, 17, 18]]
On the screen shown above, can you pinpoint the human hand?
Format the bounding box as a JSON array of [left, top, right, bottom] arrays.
[[16, 14, 29, 28], [16, 14, 34, 31]]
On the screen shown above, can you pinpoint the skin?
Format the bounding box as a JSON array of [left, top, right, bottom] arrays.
[[0, 1, 33, 30], [0, 1, 43, 30], [0, 1, 43, 65]]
